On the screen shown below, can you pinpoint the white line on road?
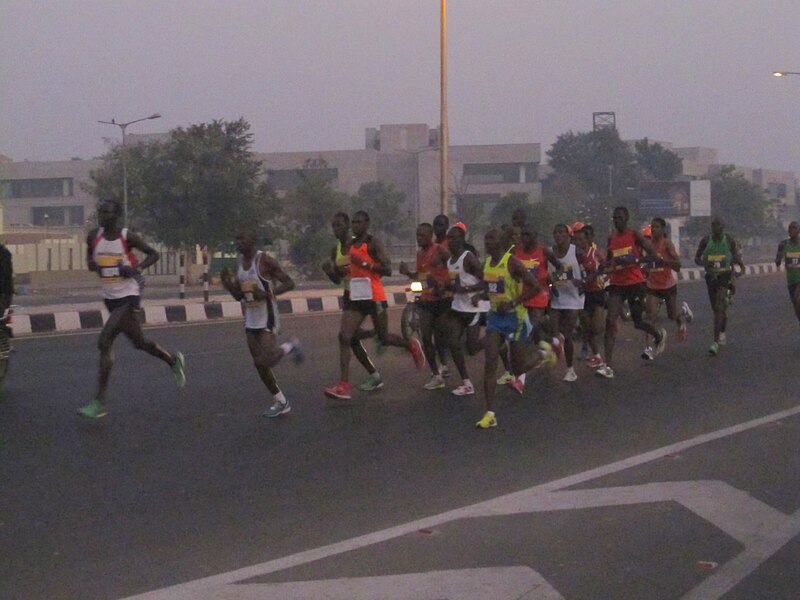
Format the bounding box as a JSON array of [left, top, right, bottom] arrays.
[[121, 403, 800, 600]]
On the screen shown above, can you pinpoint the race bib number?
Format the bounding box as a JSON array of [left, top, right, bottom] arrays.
[[350, 277, 373, 301], [487, 278, 505, 295], [100, 266, 120, 278], [786, 252, 800, 269], [707, 254, 727, 271], [553, 265, 574, 286]]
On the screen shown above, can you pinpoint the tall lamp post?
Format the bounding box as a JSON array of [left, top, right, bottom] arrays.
[[773, 71, 800, 77], [440, 0, 448, 217], [98, 113, 161, 227]]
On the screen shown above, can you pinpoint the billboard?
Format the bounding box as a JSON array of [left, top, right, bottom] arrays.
[[639, 181, 691, 217], [638, 180, 712, 218]]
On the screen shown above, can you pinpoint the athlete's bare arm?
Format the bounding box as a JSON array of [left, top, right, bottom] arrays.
[[124, 231, 160, 274], [776, 240, 787, 267], [661, 239, 682, 271], [367, 236, 392, 277], [260, 253, 295, 296], [86, 228, 100, 273], [322, 246, 343, 285], [509, 255, 540, 306], [219, 268, 243, 301], [694, 237, 709, 267]]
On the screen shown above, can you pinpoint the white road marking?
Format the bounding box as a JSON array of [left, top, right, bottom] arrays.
[[204, 567, 564, 600], [122, 404, 800, 600]]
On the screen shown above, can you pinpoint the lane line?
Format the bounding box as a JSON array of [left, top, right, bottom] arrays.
[[121, 403, 800, 600]]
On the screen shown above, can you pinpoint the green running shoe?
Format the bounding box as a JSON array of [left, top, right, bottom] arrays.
[[358, 373, 384, 392], [172, 352, 186, 389], [708, 341, 719, 356], [77, 398, 108, 419], [496, 371, 515, 385]]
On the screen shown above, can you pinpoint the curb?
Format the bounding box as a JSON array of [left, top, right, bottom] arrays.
[[11, 263, 782, 337]]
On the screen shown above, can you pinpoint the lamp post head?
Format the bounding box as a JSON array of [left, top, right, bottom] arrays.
[[773, 71, 786, 77], [148, 113, 161, 119]]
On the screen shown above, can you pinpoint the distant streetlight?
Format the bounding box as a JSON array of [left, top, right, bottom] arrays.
[[98, 113, 162, 227], [773, 71, 800, 77]]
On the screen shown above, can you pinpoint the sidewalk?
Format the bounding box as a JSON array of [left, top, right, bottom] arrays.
[[11, 263, 782, 336]]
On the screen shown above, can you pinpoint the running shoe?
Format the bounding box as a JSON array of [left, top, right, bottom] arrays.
[[553, 334, 565, 360], [451, 381, 475, 396], [678, 322, 688, 342], [725, 289, 733, 307], [708, 341, 719, 356], [324, 381, 352, 400], [595, 364, 615, 379], [77, 398, 108, 419], [578, 345, 590, 361], [475, 411, 497, 429], [409, 338, 426, 369], [654, 328, 668, 356], [374, 339, 388, 356], [424, 374, 446, 390], [439, 365, 451, 378], [641, 346, 654, 361], [536, 341, 557, 368], [496, 371, 515, 385], [563, 367, 578, 382], [358, 373, 384, 392], [263, 399, 291, 418], [587, 354, 604, 369], [718, 332, 727, 346], [507, 378, 525, 395], [681, 301, 694, 323], [287, 337, 304, 365], [172, 351, 186, 389]]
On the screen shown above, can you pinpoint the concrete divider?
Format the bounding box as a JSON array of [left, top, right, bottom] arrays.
[[10, 263, 783, 337]]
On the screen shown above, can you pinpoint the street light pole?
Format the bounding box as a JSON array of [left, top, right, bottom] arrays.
[[98, 113, 161, 227], [440, 0, 448, 217], [773, 71, 800, 77]]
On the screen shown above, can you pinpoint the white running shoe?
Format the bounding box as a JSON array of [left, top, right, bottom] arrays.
[[563, 367, 577, 382], [718, 332, 727, 346], [681, 301, 694, 323], [641, 346, 654, 361], [595, 364, 615, 379], [654, 328, 668, 356], [451, 381, 475, 396]]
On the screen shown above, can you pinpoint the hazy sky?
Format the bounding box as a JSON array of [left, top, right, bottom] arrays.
[[1, 1, 798, 174]]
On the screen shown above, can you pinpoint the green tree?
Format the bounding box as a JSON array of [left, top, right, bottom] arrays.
[[89, 118, 275, 251], [708, 165, 779, 237], [634, 138, 683, 181], [351, 181, 410, 241], [281, 174, 351, 278]]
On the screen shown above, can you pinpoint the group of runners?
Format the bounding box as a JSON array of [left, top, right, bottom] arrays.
[[78, 197, 800, 429]]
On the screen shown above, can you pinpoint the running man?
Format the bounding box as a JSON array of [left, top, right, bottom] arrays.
[[321, 212, 382, 394], [324, 211, 425, 400], [597, 206, 665, 379], [400, 222, 452, 390], [442, 223, 487, 396], [642, 217, 692, 360], [220, 227, 303, 418], [549, 223, 593, 382], [78, 199, 186, 419], [775, 221, 800, 328], [475, 228, 549, 429], [694, 217, 745, 356], [574, 226, 606, 368]]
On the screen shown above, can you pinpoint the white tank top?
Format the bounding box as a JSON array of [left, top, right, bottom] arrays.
[[237, 251, 280, 332], [449, 250, 490, 313], [550, 244, 585, 310], [93, 228, 140, 300]]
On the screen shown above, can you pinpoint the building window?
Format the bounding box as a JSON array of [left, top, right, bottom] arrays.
[[0, 178, 74, 199], [462, 163, 537, 185], [767, 183, 787, 199], [31, 206, 84, 226], [265, 168, 338, 191]]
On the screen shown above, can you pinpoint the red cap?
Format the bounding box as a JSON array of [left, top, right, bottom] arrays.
[[571, 221, 585, 232], [454, 221, 467, 233], [641, 224, 652, 238]]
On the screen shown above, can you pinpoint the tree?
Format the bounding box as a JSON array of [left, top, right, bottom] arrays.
[[351, 181, 410, 241], [281, 174, 351, 278], [489, 191, 532, 227], [89, 118, 275, 251], [546, 127, 640, 238], [634, 138, 683, 181], [708, 165, 780, 238]]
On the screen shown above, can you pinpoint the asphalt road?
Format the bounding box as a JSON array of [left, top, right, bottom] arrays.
[[1, 274, 798, 600]]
